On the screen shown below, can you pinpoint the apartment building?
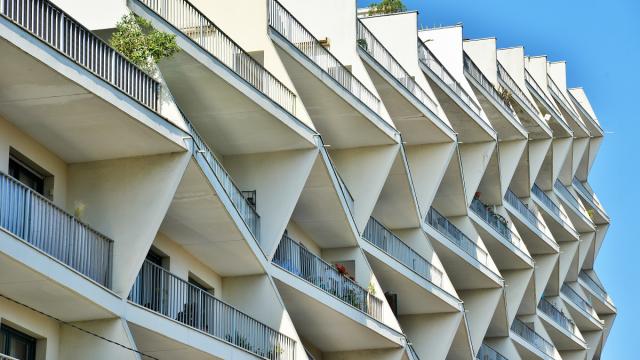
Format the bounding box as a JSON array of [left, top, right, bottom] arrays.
[[0, 0, 615, 359]]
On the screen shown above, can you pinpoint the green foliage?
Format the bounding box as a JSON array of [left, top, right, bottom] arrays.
[[368, 0, 407, 15], [110, 12, 180, 73]]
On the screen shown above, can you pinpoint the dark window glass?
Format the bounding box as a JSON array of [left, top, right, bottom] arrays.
[[1, 324, 36, 360], [8, 156, 44, 195]]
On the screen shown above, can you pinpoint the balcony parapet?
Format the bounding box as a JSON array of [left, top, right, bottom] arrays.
[[538, 297, 581, 338], [532, 184, 578, 237], [511, 318, 557, 359], [463, 53, 517, 119]]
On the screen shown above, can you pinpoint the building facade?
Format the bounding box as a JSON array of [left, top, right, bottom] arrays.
[[0, 0, 615, 359]]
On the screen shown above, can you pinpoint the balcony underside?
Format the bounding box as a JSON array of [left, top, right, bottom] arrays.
[[498, 79, 551, 141], [466, 74, 527, 141], [0, 229, 119, 322], [126, 304, 256, 360], [504, 205, 558, 255], [361, 241, 462, 314], [511, 332, 554, 360], [290, 154, 357, 248], [358, 49, 455, 145], [424, 227, 503, 289], [160, 160, 265, 277], [561, 296, 603, 332], [419, 64, 495, 143], [469, 212, 533, 270], [271, 267, 403, 352], [269, 30, 398, 149], [538, 313, 586, 351], [0, 27, 185, 163], [532, 200, 578, 243]]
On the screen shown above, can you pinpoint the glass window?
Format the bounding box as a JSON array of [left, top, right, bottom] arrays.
[[1, 325, 36, 360], [8, 156, 44, 195]]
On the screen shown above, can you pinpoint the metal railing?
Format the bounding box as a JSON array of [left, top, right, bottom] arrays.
[[547, 76, 580, 121], [532, 185, 576, 235], [0, 171, 113, 287], [425, 207, 490, 267], [561, 284, 599, 320], [356, 20, 438, 112], [553, 181, 591, 221], [417, 41, 482, 117], [525, 70, 564, 121], [568, 92, 604, 132], [504, 189, 551, 237], [273, 235, 384, 321], [469, 198, 529, 259], [137, 0, 297, 115], [538, 297, 579, 337], [463, 53, 516, 118], [511, 318, 556, 358], [407, 343, 420, 360], [267, 0, 381, 114], [477, 343, 508, 360], [185, 120, 261, 245], [572, 178, 605, 212], [579, 271, 614, 305], [497, 62, 539, 117], [1, 0, 160, 111], [129, 260, 295, 360], [363, 217, 443, 286], [0, 354, 19, 360]]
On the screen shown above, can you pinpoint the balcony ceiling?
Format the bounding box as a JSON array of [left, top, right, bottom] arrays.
[[0, 36, 185, 163]]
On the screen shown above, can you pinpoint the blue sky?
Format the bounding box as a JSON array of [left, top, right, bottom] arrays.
[[358, 0, 639, 358]]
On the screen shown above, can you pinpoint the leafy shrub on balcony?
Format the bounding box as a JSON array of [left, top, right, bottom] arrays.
[[110, 12, 180, 73], [367, 0, 407, 15]]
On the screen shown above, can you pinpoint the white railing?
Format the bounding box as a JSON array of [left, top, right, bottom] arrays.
[[1, 0, 160, 111], [463, 53, 517, 118], [268, 0, 381, 114], [531, 184, 578, 237], [525, 70, 565, 123], [497, 62, 539, 117], [511, 318, 556, 358], [136, 0, 297, 115], [0, 171, 113, 287], [548, 76, 581, 121]]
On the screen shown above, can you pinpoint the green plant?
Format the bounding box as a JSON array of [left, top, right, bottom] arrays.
[[110, 12, 180, 73], [367, 282, 376, 295], [368, 0, 407, 15]]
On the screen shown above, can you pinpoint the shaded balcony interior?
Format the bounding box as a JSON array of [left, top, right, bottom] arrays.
[[355, 18, 455, 145], [537, 297, 586, 351], [129, 0, 317, 155], [503, 189, 558, 255], [510, 318, 558, 360], [560, 284, 603, 332], [546, 74, 589, 138], [571, 178, 609, 224], [524, 68, 572, 138], [0, 1, 185, 164], [553, 181, 595, 233], [267, 0, 398, 149], [416, 36, 496, 143], [530, 184, 579, 243]]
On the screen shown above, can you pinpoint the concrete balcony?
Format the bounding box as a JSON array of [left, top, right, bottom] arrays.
[[560, 284, 604, 331], [553, 181, 595, 233], [267, 0, 399, 149], [497, 62, 551, 139], [127, 260, 295, 360], [463, 53, 527, 141], [271, 235, 404, 352], [537, 298, 587, 351], [510, 318, 559, 360], [547, 76, 589, 137], [0, 0, 186, 164], [469, 198, 533, 269], [0, 171, 121, 321], [355, 19, 455, 145], [531, 184, 579, 242], [524, 70, 572, 138], [504, 190, 559, 255], [477, 343, 509, 360], [417, 41, 496, 143], [572, 178, 609, 224], [128, 0, 317, 155], [578, 271, 616, 314]]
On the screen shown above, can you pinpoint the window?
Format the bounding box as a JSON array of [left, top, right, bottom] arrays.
[[0, 324, 36, 360], [8, 149, 53, 199]]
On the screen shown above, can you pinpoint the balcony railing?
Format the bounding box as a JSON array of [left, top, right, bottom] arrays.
[[463, 54, 516, 118], [0, 171, 113, 287], [477, 343, 508, 360], [273, 235, 383, 321], [553, 181, 591, 221], [129, 260, 295, 360], [267, 0, 381, 114], [497, 62, 539, 117], [511, 318, 556, 358], [417, 41, 482, 117], [504, 189, 552, 238], [572, 178, 605, 213], [525, 70, 564, 122], [531, 185, 576, 235], [538, 297, 579, 337], [469, 198, 530, 259], [579, 271, 614, 305], [561, 284, 600, 321], [185, 119, 261, 245], [355, 20, 438, 113], [407, 343, 420, 360], [136, 0, 297, 115], [1, 0, 160, 111], [568, 92, 604, 132], [363, 217, 443, 286], [547, 76, 581, 121], [0, 354, 19, 360], [425, 207, 490, 268]]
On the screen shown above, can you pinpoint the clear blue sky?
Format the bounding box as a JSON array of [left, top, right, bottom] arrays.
[[358, 0, 639, 358]]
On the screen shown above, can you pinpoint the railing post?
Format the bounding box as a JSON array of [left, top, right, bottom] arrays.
[[59, 13, 65, 53]]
